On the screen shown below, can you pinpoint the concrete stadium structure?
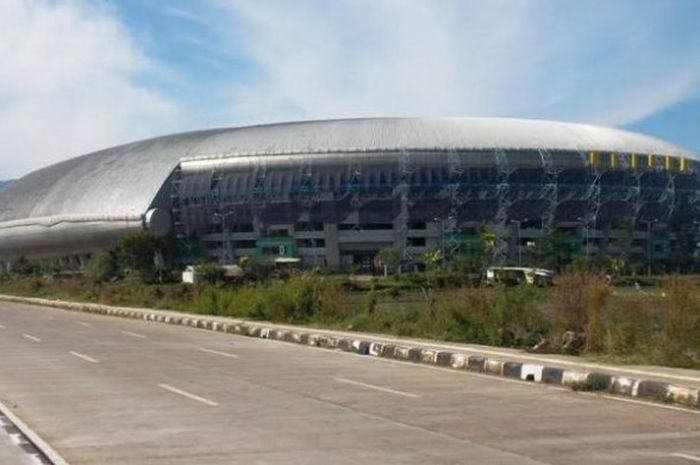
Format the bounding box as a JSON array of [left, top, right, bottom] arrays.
[[0, 117, 698, 272]]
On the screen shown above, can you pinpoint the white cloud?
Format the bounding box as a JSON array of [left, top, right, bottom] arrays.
[[0, 0, 179, 179], [212, 0, 700, 129]]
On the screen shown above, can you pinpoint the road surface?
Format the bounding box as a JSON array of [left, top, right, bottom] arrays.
[[0, 301, 698, 465]]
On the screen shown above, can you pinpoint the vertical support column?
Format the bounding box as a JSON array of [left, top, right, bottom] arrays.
[[323, 223, 340, 270], [396, 149, 413, 266], [492, 148, 511, 264]]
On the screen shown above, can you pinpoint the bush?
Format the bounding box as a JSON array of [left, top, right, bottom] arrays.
[[194, 262, 225, 285], [85, 252, 118, 284], [12, 256, 38, 276], [115, 232, 165, 282], [599, 294, 657, 357], [550, 272, 611, 353], [659, 276, 700, 367]]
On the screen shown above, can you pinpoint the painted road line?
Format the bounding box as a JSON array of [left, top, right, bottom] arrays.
[[157, 384, 219, 406], [197, 347, 239, 359], [334, 377, 420, 398], [0, 324, 5, 329], [22, 334, 40, 342], [121, 330, 147, 339], [672, 453, 700, 462], [69, 351, 99, 364], [76, 321, 92, 328]]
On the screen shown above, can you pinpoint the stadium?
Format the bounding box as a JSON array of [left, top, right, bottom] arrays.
[[0, 117, 698, 273]]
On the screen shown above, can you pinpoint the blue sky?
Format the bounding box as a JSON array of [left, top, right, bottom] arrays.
[[1, 0, 699, 178]]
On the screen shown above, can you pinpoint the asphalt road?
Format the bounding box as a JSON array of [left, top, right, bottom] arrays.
[[0, 301, 699, 465]]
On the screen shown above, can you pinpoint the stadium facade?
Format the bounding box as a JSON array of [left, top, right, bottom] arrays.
[[0, 117, 698, 272]]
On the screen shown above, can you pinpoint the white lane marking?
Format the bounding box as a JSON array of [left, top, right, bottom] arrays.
[[672, 453, 700, 462], [196, 347, 239, 359], [76, 321, 92, 328], [157, 384, 219, 406], [22, 334, 40, 342], [582, 394, 700, 416], [121, 330, 147, 339], [0, 324, 5, 329], [334, 377, 420, 398], [69, 351, 99, 363]]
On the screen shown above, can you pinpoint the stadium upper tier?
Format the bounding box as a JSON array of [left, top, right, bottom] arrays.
[[0, 117, 696, 261]]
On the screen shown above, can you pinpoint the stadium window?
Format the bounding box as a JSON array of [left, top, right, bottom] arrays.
[[296, 221, 323, 231], [233, 240, 256, 249], [407, 237, 427, 247], [409, 221, 427, 230], [231, 223, 254, 233], [261, 245, 282, 255], [268, 228, 289, 237], [296, 238, 314, 248]]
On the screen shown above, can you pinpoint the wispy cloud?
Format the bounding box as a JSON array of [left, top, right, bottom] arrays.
[[212, 0, 700, 127], [1, 0, 699, 179], [0, 0, 179, 178], [162, 5, 206, 24]]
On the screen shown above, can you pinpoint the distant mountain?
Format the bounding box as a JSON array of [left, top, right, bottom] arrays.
[[0, 180, 10, 191]]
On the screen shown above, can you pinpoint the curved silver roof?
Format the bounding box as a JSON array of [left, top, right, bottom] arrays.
[[0, 117, 695, 259]]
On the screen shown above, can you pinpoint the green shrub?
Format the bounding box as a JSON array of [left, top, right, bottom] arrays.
[[86, 252, 118, 284], [550, 272, 611, 353], [194, 262, 225, 285], [658, 276, 700, 367]]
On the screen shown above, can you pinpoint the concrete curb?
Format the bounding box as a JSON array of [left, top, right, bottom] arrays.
[[2, 294, 699, 410], [0, 398, 69, 465]]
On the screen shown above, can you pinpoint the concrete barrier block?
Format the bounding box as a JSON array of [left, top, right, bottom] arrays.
[[394, 347, 410, 360], [321, 337, 339, 349], [338, 338, 353, 352], [420, 349, 436, 364], [503, 362, 523, 379], [520, 364, 544, 382], [484, 359, 503, 376], [435, 351, 453, 367], [562, 370, 588, 388], [636, 380, 670, 402], [665, 385, 699, 407], [380, 344, 396, 358], [586, 372, 613, 391], [610, 376, 637, 396], [249, 327, 263, 338], [467, 356, 487, 372], [450, 353, 467, 370], [356, 340, 371, 355], [369, 342, 383, 356], [408, 348, 423, 363], [541, 367, 564, 385]]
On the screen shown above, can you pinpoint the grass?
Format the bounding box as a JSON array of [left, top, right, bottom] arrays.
[[1, 271, 699, 370]]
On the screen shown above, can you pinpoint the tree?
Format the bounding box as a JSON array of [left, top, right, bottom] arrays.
[[12, 256, 38, 276], [194, 262, 225, 285], [376, 246, 400, 275], [85, 252, 118, 284], [115, 232, 166, 282], [534, 230, 577, 271]]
